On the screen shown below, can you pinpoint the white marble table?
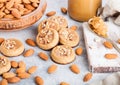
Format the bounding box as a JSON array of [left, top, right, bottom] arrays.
[[0, 0, 111, 85]]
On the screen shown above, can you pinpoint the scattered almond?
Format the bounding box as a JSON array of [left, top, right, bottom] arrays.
[[75, 47, 83, 56], [16, 68, 26, 74], [47, 64, 57, 74], [117, 39, 120, 44], [35, 76, 44, 85], [105, 54, 118, 59], [83, 73, 92, 82], [0, 79, 8, 85], [60, 82, 69, 85], [18, 72, 30, 79], [70, 25, 77, 31], [46, 11, 56, 17], [7, 77, 20, 83], [11, 61, 18, 68], [0, 38, 5, 45], [23, 49, 34, 57], [26, 39, 36, 47], [70, 64, 80, 74], [61, 7, 67, 14], [38, 52, 48, 61], [18, 61, 26, 68], [103, 41, 113, 49], [3, 72, 16, 79], [28, 66, 37, 74]]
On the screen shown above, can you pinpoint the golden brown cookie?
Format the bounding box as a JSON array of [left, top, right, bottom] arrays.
[[47, 16, 68, 28], [59, 28, 80, 47], [0, 38, 24, 57], [0, 56, 11, 75], [38, 19, 60, 32], [36, 28, 59, 50], [51, 45, 75, 64]]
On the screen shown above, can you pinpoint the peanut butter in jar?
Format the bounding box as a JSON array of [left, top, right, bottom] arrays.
[[68, 0, 102, 22]]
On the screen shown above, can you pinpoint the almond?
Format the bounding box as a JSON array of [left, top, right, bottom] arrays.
[[70, 64, 80, 74], [32, 2, 39, 8], [46, 11, 56, 17], [7, 77, 20, 83], [0, 79, 8, 85], [3, 72, 16, 79], [105, 54, 118, 59], [5, 0, 14, 9], [0, 0, 7, 3], [16, 67, 26, 74], [60, 82, 69, 85], [75, 47, 83, 56], [47, 64, 57, 74], [11, 8, 21, 18], [18, 61, 26, 68], [25, 4, 35, 10], [117, 39, 120, 44], [28, 66, 37, 74], [0, 3, 4, 8], [0, 11, 5, 18], [30, 0, 39, 3], [70, 25, 77, 31], [103, 41, 113, 49], [4, 9, 10, 14], [61, 7, 67, 14], [23, 49, 34, 57], [38, 52, 48, 61], [18, 72, 30, 79], [83, 73, 92, 82], [35, 76, 44, 85], [11, 61, 18, 68], [0, 38, 5, 45], [4, 14, 14, 19], [26, 39, 36, 47], [22, 0, 31, 3]]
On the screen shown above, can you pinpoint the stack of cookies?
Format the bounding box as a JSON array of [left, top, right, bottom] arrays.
[[36, 15, 80, 64]]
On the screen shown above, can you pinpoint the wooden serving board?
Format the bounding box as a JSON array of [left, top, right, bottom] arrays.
[[83, 22, 120, 73]]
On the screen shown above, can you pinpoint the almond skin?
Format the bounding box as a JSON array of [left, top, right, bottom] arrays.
[[70, 64, 80, 74], [46, 11, 56, 17], [83, 73, 93, 82], [105, 54, 118, 59], [23, 49, 34, 57], [26, 39, 36, 47], [75, 47, 83, 56], [11, 61, 18, 68], [28, 66, 37, 74], [35, 76, 44, 85], [38, 52, 49, 61], [0, 38, 5, 45], [103, 41, 113, 49], [7, 77, 20, 83], [61, 7, 67, 14], [3, 72, 16, 79], [60, 82, 69, 85], [47, 64, 57, 74], [70, 25, 77, 31], [0, 79, 8, 85], [18, 72, 30, 79]]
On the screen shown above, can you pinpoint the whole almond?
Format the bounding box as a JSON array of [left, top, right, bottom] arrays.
[[23, 49, 34, 57], [70, 25, 77, 31], [60, 82, 70, 85], [38, 52, 48, 61], [0, 3, 4, 8], [46, 11, 56, 17], [11, 8, 21, 18], [32, 2, 39, 8], [117, 39, 120, 44], [103, 41, 113, 49], [18, 61, 26, 68], [47, 64, 57, 74], [61, 7, 67, 14], [0, 38, 5, 45], [35, 76, 44, 85], [11, 61, 18, 68], [26, 39, 36, 47], [105, 54, 118, 59], [7, 77, 20, 83], [6, 0, 14, 9], [3, 72, 16, 79], [4, 14, 14, 19], [30, 0, 39, 3], [4, 9, 10, 14], [18, 72, 30, 79], [0, 79, 8, 85], [70, 64, 80, 74], [83, 73, 92, 82], [25, 4, 35, 10], [28, 66, 37, 74], [75, 47, 83, 56], [16, 68, 26, 74]]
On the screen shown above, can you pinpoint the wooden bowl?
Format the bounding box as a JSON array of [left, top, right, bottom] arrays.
[[0, 0, 47, 31]]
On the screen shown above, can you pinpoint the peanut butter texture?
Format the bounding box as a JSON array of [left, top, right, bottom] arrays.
[[68, 0, 101, 21]]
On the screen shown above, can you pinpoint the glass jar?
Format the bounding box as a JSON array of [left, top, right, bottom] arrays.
[[68, 0, 102, 22]]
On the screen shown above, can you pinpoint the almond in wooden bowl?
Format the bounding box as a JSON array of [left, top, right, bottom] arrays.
[[0, 0, 47, 31]]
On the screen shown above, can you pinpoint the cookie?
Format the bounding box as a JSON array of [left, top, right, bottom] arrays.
[[47, 16, 68, 28], [0, 38, 24, 57], [38, 19, 60, 32], [51, 45, 75, 64], [36, 28, 59, 50], [59, 28, 80, 47], [0, 56, 11, 75]]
